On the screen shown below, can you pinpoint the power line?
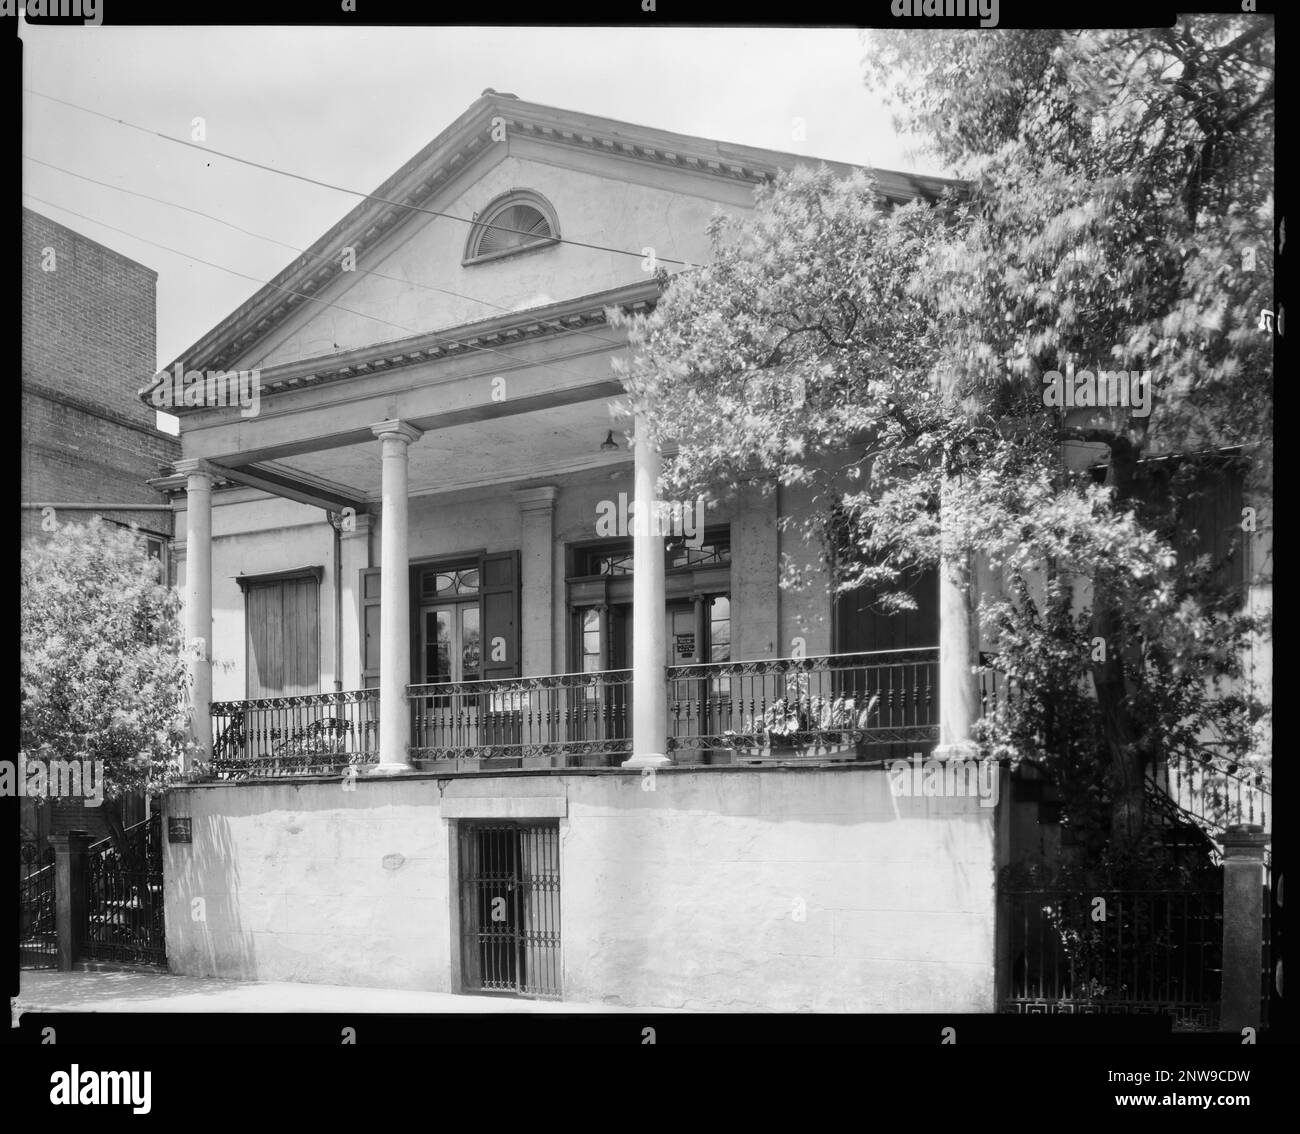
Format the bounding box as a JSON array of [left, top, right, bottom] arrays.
[[25, 86, 697, 267], [24, 152, 627, 353], [24, 191, 630, 391]]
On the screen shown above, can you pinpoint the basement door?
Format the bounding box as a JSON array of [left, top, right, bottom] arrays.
[[458, 821, 561, 999]]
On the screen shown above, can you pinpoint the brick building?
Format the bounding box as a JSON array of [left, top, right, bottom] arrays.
[[21, 206, 178, 546], [21, 207, 179, 849]]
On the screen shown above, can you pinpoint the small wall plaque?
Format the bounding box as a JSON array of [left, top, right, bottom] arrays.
[[168, 817, 192, 844]]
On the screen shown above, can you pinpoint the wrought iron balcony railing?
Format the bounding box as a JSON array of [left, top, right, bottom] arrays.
[[667, 648, 940, 762], [210, 689, 379, 779], [208, 649, 957, 776], [407, 669, 632, 770]]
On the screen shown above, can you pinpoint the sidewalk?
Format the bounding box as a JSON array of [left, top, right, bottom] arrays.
[[12, 969, 687, 1015]]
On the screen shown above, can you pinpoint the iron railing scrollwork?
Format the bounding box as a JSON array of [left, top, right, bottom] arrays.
[[668, 649, 940, 760], [409, 670, 632, 769], [211, 689, 379, 779], [212, 650, 956, 775]]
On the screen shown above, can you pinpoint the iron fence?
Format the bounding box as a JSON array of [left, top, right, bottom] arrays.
[[19, 852, 57, 969], [1002, 886, 1223, 1030]]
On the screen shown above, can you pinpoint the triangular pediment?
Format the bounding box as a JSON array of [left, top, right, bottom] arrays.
[[154, 91, 960, 390]]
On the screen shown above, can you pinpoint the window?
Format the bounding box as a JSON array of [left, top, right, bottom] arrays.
[[580, 609, 602, 674], [708, 595, 731, 663], [464, 191, 560, 265], [104, 520, 169, 580]]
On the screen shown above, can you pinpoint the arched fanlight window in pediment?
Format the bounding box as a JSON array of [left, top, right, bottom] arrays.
[[463, 190, 560, 265]]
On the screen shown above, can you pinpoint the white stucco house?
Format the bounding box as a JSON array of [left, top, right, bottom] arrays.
[[143, 91, 1266, 1017]]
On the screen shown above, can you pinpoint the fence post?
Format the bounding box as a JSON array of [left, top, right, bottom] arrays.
[[50, 831, 93, 971], [1219, 823, 1267, 1032]]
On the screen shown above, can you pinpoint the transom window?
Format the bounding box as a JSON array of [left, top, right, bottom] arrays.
[[668, 540, 731, 570], [464, 191, 560, 264], [573, 539, 730, 577], [422, 567, 480, 598]]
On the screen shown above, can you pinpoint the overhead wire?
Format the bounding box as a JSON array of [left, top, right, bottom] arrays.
[[25, 86, 698, 266], [24, 191, 636, 392], [23, 153, 633, 354]]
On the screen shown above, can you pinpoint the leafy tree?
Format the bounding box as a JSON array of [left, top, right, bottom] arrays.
[[610, 17, 1272, 860], [20, 518, 197, 862]]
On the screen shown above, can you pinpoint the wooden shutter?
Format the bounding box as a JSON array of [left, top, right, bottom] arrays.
[[246, 575, 320, 698], [481, 550, 520, 681], [360, 567, 381, 690]]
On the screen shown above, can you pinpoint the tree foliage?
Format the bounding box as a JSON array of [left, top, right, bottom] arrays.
[[611, 18, 1273, 856], [20, 518, 197, 850]]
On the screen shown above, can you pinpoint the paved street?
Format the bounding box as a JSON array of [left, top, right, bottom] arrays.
[[12, 969, 684, 1015]]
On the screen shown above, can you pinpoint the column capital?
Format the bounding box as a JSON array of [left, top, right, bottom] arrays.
[[174, 457, 216, 481], [339, 511, 374, 541], [370, 420, 423, 445], [513, 485, 558, 513]]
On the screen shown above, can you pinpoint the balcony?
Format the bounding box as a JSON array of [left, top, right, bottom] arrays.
[[210, 690, 380, 779], [209, 649, 952, 778]]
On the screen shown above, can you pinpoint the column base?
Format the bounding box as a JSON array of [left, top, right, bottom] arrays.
[[932, 741, 981, 763], [364, 762, 412, 776], [622, 753, 671, 769]]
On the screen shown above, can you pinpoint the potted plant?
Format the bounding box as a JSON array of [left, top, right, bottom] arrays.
[[722, 673, 879, 763]]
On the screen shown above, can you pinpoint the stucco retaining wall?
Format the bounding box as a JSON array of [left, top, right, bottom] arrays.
[[163, 766, 997, 1012]]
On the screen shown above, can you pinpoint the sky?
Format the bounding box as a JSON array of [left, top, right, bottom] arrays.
[[22, 25, 939, 410]]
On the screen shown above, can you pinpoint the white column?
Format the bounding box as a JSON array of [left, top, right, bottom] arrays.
[[369, 421, 422, 773], [175, 459, 212, 770], [625, 414, 669, 768], [935, 463, 979, 761]]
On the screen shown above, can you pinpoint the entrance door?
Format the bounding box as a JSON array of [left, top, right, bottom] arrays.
[[458, 821, 561, 999], [415, 603, 482, 750]]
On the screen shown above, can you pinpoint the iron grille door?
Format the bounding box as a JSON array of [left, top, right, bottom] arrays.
[[84, 813, 166, 967], [459, 822, 561, 999]]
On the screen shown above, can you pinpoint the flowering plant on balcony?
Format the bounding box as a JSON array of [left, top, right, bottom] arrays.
[[723, 673, 879, 752]]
